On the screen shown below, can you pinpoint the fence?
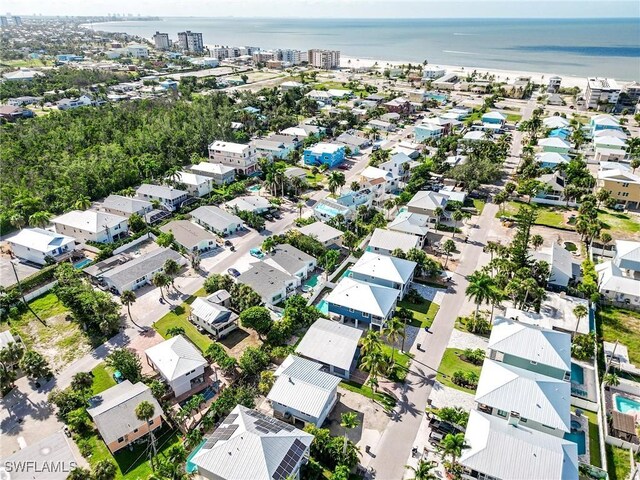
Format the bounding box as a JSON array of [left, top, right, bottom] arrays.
[[23, 281, 58, 302], [112, 233, 157, 255], [531, 197, 579, 207]]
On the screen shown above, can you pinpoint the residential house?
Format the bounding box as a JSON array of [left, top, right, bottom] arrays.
[[590, 114, 621, 133], [160, 220, 218, 253], [383, 97, 413, 115], [380, 112, 401, 123], [52, 210, 128, 243], [390, 144, 420, 160], [533, 242, 581, 289], [378, 152, 412, 183], [585, 78, 620, 110], [8, 228, 76, 266], [268, 355, 341, 428], [136, 184, 190, 212], [237, 261, 298, 305], [414, 121, 444, 142], [173, 172, 214, 197], [536, 152, 569, 169], [335, 131, 371, 154], [264, 244, 317, 281], [284, 167, 308, 182], [56, 95, 94, 110], [0, 105, 33, 121], [252, 138, 296, 160], [422, 67, 446, 80], [295, 318, 363, 379], [84, 248, 185, 295], [548, 76, 562, 93], [281, 124, 325, 139], [6, 96, 41, 106], [597, 168, 640, 209], [145, 335, 208, 398], [208, 141, 258, 175], [87, 381, 163, 454], [388, 211, 430, 244], [191, 405, 313, 480], [481, 111, 507, 126], [488, 317, 572, 381], [2, 69, 43, 82], [190, 292, 238, 339], [596, 240, 640, 309], [349, 251, 416, 298], [101, 195, 153, 218], [225, 195, 271, 214], [594, 135, 627, 150], [189, 162, 236, 185], [367, 228, 421, 255], [406, 190, 448, 222], [359, 166, 394, 202], [297, 222, 343, 248], [190, 206, 244, 236], [474, 359, 571, 437], [462, 130, 486, 142], [534, 171, 569, 205], [2, 432, 82, 479], [543, 116, 570, 130], [367, 119, 395, 132], [539, 137, 573, 154], [438, 186, 467, 205], [306, 90, 333, 104], [303, 143, 346, 167], [313, 198, 352, 222], [459, 410, 578, 480], [327, 277, 400, 328], [280, 80, 304, 91]]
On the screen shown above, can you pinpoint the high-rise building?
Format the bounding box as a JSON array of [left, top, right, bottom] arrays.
[[177, 31, 204, 53], [276, 49, 305, 65], [13, 16, 21, 26], [308, 49, 340, 69], [152, 31, 170, 50], [585, 77, 621, 110], [0, 16, 9, 27]]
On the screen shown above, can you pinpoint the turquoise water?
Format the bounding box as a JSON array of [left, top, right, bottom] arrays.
[[615, 395, 640, 415], [73, 258, 92, 269], [305, 274, 320, 288], [186, 440, 206, 474], [571, 363, 585, 384], [564, 431, 586, 456], [316, 299, 329, 315], [248, 185, 261, 192], [315, 202, 344, 217], [179, 385, 217, 408], [426, 93, 447, 103], [90, 18, 640, 79], [340, 269, 352, 279]]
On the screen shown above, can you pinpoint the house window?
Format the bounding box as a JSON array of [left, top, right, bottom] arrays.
[[622, 183, 629, 187], [362, 312, 370, 318], [497, 409, 508, 418], [133, 428, 138, 433], [530, 360, 538, 365], [118, 437, 124, 443], [348, 308, 355, 313], [520, 417, 528, 423]]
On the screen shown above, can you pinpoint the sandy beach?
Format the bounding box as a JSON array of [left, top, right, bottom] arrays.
[[340, 55, 598, 90]]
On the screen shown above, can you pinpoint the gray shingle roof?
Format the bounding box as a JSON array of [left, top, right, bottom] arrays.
[[102, 195, 152, 215], [296, 319, 363, 371], [190, 205, 243, 232], [159, 220, 217, 250], [100, 248, 183, 291], [236, 262, 296, 300], [266, 244, 315, 275]]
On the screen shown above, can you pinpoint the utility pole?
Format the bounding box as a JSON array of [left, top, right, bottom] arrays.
[[603, 339, 619, 378], [10, 259, 45, 326]]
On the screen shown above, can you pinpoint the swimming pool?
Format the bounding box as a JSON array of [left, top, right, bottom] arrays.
[[304, 274, 320, 288], [186, 439, 206, 474], [179, 385, 217, 408], [316, 299, 329, 315], [571, 363, 585, 385], [315, 203, 345, 217], [426, 93, 448, 103], [248, 184, 261, 192], [73, 258, 92, 269], [564, 430, 586, 455], [615, 394, 640, 415], [340, 269, 352, 280]]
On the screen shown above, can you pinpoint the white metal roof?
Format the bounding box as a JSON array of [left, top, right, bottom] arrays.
[[542, 116, 570, 129], [360, 166, 393, 181], [268, 355, 341, 419], [298, 222, 343, 244], [481, 111, 506, 121], [190, 205, 243, 231], [407, 190, 448, 211], [388, 211, 430, 236], [615, 240, 640, 267], [594, 136, 626, 148], [351, 251, 417, 284], [460, 410, 578, 480], [591, 114, 620, 126], [475, 360, 571, 432], [295, 318, 363, 371], [539, 137, 572, 148], [8, 228, 75, 253], [597, 261, 640, 297], [368, 228, 420, 253], [190, 162, 236, 175], [225, 195, 271, 212], [535, 151, 569, 165], [209, 140, 251, 154], [190, 295, 235, 326], [53, 210, 127, 233], [463, 130, 485, 141], [174, 171, 211, 186], [489, 317, 571, 372], [193, 405, 313, 480], [305, 142, 343, 154], [598, 168, 640, 184], [326, 276, 400, 318], [145, 335, 207, 381]]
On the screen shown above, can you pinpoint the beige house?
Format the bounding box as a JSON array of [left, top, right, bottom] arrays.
[[597, 169, 640, 209]]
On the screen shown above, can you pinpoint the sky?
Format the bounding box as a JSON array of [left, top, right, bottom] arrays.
[[10, 0, 640, 18]]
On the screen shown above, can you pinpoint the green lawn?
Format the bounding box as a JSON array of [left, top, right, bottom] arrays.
[[91, 363, 117, 395], [606, 444, 631, 480], [599, 307, 640, 366], [436, 348, 482, 393], [397, 300, 440, 328], [153, 293, 212, 352], [380, 343, 413, 382], [498, 201, 571, 229], [13, 292, 69, 324], [339, 380, 396, 411], [472, 199, 486, 214], [583, 410, 602, 468], [598, 209, 640, 236], [505, 113, 522, 122]]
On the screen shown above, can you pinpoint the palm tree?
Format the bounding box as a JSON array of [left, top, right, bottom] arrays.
[[327, 171, 346, 195], [465, 271, 494, 319], [163, 258, 181, 288], [405, 460, 438, 480], [136, 400, 158, 471], [9, 213, 25, 230], [262, 236, 276, 253], [383, 198, 395, 220], [74, 195, 91, 210], [452, 210, 463, 238], [382, 317, 404, 366], [28, 211, 51, 228], [360, 330, 382, 356], [120, 290, 145, 329], [296, 201, 304, 219], [442, 239, 456, 268], [434, 207, 443, 232], [340, 412, 359, 455], [152, 272, 170, 301], [0, 341, 24, 369], [573, 304, 588, 335], [350, 180, 360, 192], [439, 432, 468, 470], [603, 372, 620, 387], [531, 234, 543, 250]]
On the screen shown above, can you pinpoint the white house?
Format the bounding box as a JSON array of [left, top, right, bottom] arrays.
[[173, 172, 213, 197], [126, 44, 149, 58], [297, 222, 343, 248], [596, 240, 640, 309], [52, 210, 129, 243], [136, 184, 190, 212], [542, 116, 570, 130], [349, 251, 416, 298], [367, 228, 421, 255], [237, 261, 298, 305], [145, 335, 208, 398], [8, 228, 76, 265], [57, 95, 94, 110], [190, 293, 238, 339], [101, 195, 153, 218], [264, 244, 317, 281], [225, 195, 271, 214], [189, 162, 236, 185], [192, 405, 313, 480], [406, 190, 448, 220], [268, 355, 341, 427], [388, 211, 431, 243], [159, 220, 218, 253], [190, 205, 244, 236], [208, 141, 258, 175]]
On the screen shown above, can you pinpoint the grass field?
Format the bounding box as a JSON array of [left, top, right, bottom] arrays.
[[599, 306, 640, 365], [498, 201, 570, 229], [153, 292, 212, 352], [436, 348, 482, 393], [505, 113, 522, 122], [598, 209, 640, 236], [397, 300, 440, 328], [91, 363, 117, 395], [340, 380, 396, 411], [472, 199, 486, 214], [606, 444, 631, 480], [583, 410, 602, 468]]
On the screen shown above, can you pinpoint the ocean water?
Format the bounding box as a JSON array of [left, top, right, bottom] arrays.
[[89, 17, 640, 80]]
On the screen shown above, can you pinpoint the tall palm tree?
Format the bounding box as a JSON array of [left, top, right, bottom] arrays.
[[434, 207, 443, 232], [384, 198, 396, 220], [74, 195, 91, 210], [452, 210, 463, 238], [573, 304, 588, 335], [120, 290, 144, 329], [135, 401, 157, 471], [382, 317, 404, 366], [296, 201, 304, 219], [163, 258, 181, 288], [327, 171, 346, 196], [439, 432, 468, 470], [603, 372, 620, 387], [442, 239, 456, 268], [152, 272, 170, 301], [340, 412, 359, 455], [465, 272, 494, 319], [405, 460, 438, 480], [28, 211, 51, 228], [262, 236, 276, 253], [360, 330, 382, 356]]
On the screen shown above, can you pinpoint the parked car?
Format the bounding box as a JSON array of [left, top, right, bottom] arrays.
[[265, 214, 274, 221], [224, 240, 232, 246], [337, 164, 350, 170], [227, 268, 241, 277], [250, 248, 265, 259]]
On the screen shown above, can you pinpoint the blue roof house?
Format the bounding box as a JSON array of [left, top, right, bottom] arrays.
[[326, 277, 400, 329], [303, 143, 346, 168], [414, 122, 444, 143], [481, 111, 507, 125]]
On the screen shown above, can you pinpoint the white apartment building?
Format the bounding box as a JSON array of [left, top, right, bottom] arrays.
[[276, 49, 305, 65], [177, 31, 204, 52], [152, 31, 170, 50], [208, 141, 258, 175], [585, 77, 621, 110], [126, 44, 149, 58], [308, 49, 340, 69]]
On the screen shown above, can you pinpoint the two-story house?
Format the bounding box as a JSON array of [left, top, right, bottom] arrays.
[[348, 251, 416, 299], [303, 143, 346, 168], [406, 190, 448, 223], [136, 184, 190, 212], [190, 205, 244, 236], [208, 140, 258, 175], [52, 210, 128, 243], [236, 261, 298, 305], [8, 228, 76, 266], [367, 228, 421, 256], [173, 172, 214, 197], [597, 168, 640, 209], [189, 162, 236, 185], [101, 195, 153, 218], [265, 244, 317, 282]]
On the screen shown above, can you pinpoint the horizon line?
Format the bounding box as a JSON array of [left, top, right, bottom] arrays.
[[18, 15, 639, 20]]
